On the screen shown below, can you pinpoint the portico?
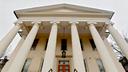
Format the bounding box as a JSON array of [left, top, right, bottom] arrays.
[[0, 4, 127, 72]]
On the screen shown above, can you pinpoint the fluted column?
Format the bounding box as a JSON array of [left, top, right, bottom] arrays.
[[0, 22, 22, 57], [89, 24, 121, 72], [71, 23, 86, 72], [42, 22, 58, 72], [4, 22, 40, 72], [108, 24, 128, 59]]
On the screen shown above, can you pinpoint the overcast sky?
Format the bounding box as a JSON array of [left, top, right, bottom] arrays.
[[0, 0, 128, 57]]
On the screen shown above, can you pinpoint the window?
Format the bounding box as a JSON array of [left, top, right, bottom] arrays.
[[80, 39, 84, 51], [44, 39, 48, 50], [89, 39, 96, 50], [22, 58, 32, 72], [31, 39, 39, 50], [96, 59, 105, 72], [61, 39, 67, 50]]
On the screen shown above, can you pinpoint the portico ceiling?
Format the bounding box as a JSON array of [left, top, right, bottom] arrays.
[[21, 21, 105, 36]]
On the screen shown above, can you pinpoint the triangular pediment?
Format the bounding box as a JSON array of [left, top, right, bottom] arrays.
[[23, 8, 100, 14], [14, 4, 114, 18]]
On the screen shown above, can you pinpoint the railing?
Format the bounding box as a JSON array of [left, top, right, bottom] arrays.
[[74, 69, 78, 72]]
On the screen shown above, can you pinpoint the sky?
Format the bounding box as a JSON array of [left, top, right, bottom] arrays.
[[0, 0, 128, 57]]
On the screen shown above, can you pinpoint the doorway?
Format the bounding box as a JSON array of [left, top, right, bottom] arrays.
[[58, 60, 70, 72]]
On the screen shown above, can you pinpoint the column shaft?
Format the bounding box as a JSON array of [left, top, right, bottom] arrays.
[[0, 24, 21, 57], [5, 23, 39, 72], [103, 38, 125, 72], [42, 24, 57, 72], [71, 24, 86, 72], [89, 24, 121, 72], [108, 25, 128, 59], [28, 38, 44, 72], [1, 37, 25, 72]]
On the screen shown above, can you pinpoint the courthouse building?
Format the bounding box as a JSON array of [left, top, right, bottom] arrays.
[[0, 4, 128, 72]]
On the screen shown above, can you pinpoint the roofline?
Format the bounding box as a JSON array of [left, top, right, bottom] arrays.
[[110, 12, 115, 19], [13, 3, 114, 19], [14, 11, 18, 19]]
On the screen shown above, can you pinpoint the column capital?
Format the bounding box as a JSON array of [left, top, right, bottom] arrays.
[[105, 21, 114, 25], [69, 21, 79, 24], [14, 21, 23, 27], [87, 21, 97, 25], [106, 24, 114, 29], [32, 21, 41, 25], [87, 21, 97, 28], [88, 23, 96, 29], [50, 21, 60, 24], [106, 21, 114, 28]]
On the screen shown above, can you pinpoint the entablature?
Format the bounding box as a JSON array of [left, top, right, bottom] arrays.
[[18, 17, 110, 23]]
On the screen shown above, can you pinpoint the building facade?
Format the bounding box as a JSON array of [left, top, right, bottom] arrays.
[[0, 4, 128, 72]]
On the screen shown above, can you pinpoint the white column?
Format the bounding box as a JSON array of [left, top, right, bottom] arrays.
[[4, 22, 40, 72], [71, 23, 86, 72], [103, 37, 125, 72], [42, 23, 58, 72], [108, 24, 128, 59], [89, 24, 121, 72], [0, 22, 22, 57], [1, 37, 25, 72]]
